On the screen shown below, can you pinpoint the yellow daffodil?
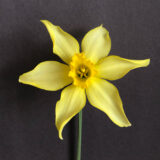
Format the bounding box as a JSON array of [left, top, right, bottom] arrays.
[[19, 20, 150, 140]]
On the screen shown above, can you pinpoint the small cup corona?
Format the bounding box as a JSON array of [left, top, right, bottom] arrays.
[[68, 53, 97, 88]]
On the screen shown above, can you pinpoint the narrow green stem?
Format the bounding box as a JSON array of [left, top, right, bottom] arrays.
[[77, 111, 82, 160]]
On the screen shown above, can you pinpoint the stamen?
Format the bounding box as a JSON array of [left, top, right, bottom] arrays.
[[76, 65, 90, 80]]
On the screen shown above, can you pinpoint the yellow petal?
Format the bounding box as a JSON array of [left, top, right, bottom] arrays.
[[86, 78, 131, 127], [81, 25, 111, 64], [41, 20, 80, 64], [19, 61, 72, 91], [96, 55, 150, 80], [56, 85, 86, 139]]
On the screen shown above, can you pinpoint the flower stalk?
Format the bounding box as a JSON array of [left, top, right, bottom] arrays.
[[77, 111, 82, 160]]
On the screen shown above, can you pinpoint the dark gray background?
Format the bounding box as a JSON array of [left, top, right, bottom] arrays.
[[0, 0, 159, 160]]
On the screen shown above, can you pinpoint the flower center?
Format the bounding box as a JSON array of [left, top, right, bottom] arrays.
[[68, 53, 97, 88], [76, 65, 90, 80]]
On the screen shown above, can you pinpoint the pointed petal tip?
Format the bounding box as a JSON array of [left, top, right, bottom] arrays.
[[18, 76, 22, 83], [138, 58, 150, 67], [40, 20, 49, 25], [40, 19, 46, 22], [40, 20, 54, 27], [115, 120, 132, 128], [40, 19, 48, 23], [57, 125, 64, 140], [100, 24, 103, 27], [99, 24, 110, 34], [18, 75, 25, 83], [123, 121, 132, 127], [59, 134, 64, 140], [18, 73, 29, 84], [145, 58, 150, 66], [126, 122, 132, 127]]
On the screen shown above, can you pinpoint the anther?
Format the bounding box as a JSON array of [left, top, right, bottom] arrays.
[[76, 65, 90, 80]]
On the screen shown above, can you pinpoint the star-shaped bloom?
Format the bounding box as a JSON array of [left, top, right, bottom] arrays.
[[19, 20, 150, 139]]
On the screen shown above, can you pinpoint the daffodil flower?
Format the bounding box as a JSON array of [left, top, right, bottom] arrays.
[[19, 20, 150, 140]]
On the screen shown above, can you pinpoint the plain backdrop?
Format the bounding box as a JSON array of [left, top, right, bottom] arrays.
[[0, 0, 159, 160]]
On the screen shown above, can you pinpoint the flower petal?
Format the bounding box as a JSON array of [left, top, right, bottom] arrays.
[[86, 78, 131, 127], [19, 61, 72, 91], [56, 85, 86, 139], [41, 20, 80, 64], [81, 25, 111, 63], [96, 55, 150, 80]]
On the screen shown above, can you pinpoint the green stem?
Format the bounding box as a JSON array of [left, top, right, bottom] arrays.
[[77, 111, 82, 160]]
